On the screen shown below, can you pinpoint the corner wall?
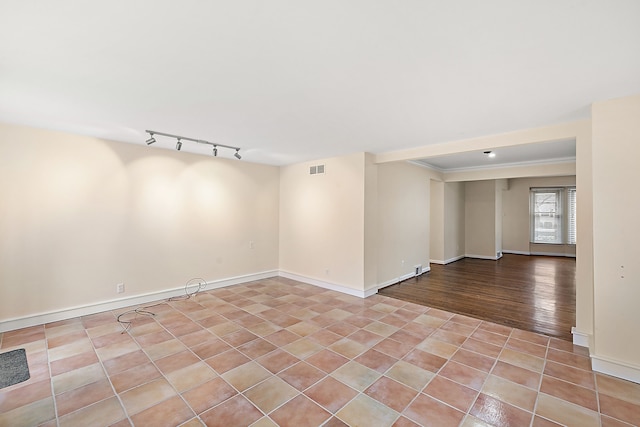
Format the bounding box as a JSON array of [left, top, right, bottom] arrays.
[[443, 182, 465, 261], [464, 180, 498, 259], [279, 152, 366, 292], [377, 162, 431, 286]]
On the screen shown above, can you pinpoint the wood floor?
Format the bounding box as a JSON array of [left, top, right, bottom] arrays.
[[379, 254, 576, 341]]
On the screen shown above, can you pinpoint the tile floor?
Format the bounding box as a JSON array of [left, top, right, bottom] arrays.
[[1, 277, 639, 427]]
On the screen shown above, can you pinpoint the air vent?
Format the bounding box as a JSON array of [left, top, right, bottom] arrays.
[[309, 164, 325, 175]]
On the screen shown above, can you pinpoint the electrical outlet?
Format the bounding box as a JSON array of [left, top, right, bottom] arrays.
[[117, 283, 125, 294], [249, 240, 255, 249]]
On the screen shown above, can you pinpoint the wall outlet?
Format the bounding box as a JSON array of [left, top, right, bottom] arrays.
[[116, 283, 125, 294], [249, 240, 255, 249]]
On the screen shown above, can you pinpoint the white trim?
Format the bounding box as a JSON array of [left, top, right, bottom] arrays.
[[375, 272, 417, 291], [592, 355, 640, 384], [465, 254, 499, 260], [571, 327, 590, 348], [0, 270, 278, 333], [411, 156, 576, 173], [502, 250, 531, 255], [278, 271, 369, 298], [530, 252, 576, 258], [406, 160, 441, 172], [430, 255, 465, 265]]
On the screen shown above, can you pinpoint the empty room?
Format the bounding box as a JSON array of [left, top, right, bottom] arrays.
[[1, 2, 639, 426]]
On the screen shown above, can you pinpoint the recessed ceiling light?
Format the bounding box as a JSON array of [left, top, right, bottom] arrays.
[[484, 150, 496, 158]]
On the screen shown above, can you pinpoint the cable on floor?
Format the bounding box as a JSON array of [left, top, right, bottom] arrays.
[[116, 277, 207, 333]]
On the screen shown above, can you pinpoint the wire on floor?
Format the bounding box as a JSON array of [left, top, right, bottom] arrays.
[[116, 277, 207, 333]]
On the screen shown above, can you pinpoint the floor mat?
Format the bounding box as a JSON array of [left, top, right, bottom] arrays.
[[0, 348, 30, 389]]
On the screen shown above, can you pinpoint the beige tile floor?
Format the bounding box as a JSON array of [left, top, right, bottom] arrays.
[[1, 277, 639, 427]]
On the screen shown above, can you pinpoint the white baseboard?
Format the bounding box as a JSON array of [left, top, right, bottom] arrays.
[[465, 254, 499, 261], [278, 271, 371, 298], [376, 272, 420, 291], [0, 270, 278, 333], [502, 250, 531, 256], [430, 255, 465, 265], [571, 327, 590, 348], [592, 355, 640, 384], [531, 251, 577, 258]]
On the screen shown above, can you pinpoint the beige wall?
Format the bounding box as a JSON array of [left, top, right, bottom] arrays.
[[279, 152, 366, 291], [464, 180, 497, 258], [363, 153, 379, 290], [495, 179, 508, 255], [376, 162, 431, 285], [430, 180, 445, 262], [432, 180, 466, 264], [575, 123, 594, 344], [0, 123, 280, 322], [591, 94, 640, 376], [443, 182, 465, 261], [502, 176, 577, 255]]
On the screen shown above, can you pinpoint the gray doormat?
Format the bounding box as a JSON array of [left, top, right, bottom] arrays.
[[0, 348, 30, 389]]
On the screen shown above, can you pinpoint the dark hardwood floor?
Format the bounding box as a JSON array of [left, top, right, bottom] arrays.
[[379, 254, 576, 341]]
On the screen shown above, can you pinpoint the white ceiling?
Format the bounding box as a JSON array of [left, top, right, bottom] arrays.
[[1, 1, 639, 166]]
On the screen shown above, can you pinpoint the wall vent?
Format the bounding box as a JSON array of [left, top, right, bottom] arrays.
[[309, 164, 325, 175]]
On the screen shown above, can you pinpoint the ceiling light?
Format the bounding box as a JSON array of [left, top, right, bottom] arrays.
[[484, 150, 496, 158], [144, 129, 242, 160]]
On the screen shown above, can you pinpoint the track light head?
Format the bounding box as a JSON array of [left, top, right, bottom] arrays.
[[213, 146, 218, 156], [234, 149, 241, 160], [176, 139, 182, 151], [146, 134, 156, 145]]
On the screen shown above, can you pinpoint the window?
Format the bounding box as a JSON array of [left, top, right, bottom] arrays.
[[530, 187, 576, 244], [568, 188, 577, 244]]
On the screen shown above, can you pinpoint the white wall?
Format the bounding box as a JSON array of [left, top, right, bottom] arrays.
[[377, 162, 431, 286], [0, 123, 280, 324], [279, 152, 366, 291], [443, 182, 465, 261], [495, 179, 508, 256], [430, 180, 445, 262], [591, 94, 640, 381], [464, 180, 497, 259]]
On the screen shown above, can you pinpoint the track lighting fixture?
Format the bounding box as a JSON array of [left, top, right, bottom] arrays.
[[145, 130, 241, 159]]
